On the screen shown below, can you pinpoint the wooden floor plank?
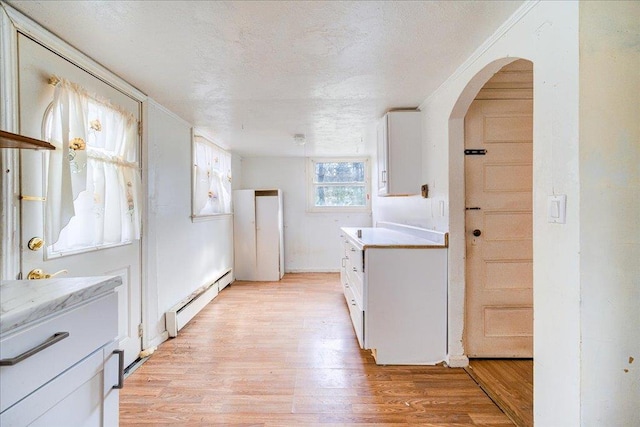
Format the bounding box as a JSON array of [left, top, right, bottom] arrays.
[[121, 273, 512, 425], [465, 359, 533, 427]]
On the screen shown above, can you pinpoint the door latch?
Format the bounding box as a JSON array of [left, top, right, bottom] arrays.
[[27, 269, 68, 280]]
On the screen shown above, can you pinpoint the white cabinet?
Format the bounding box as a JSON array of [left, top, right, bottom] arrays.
[[377, 111, 422, 196], [0, 288, 122, 427], [340, 225, 448, 365], [233, 189, 284, 281]]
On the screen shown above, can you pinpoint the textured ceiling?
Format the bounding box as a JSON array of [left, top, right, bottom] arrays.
[[7, 1, 524, 157]]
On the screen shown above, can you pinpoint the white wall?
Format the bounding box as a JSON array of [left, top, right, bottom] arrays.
[[579, 2, 640, 424], [143, 100, 234, 348], [372, 1, 584, 424], [240, 157, 372, 272], [372, 1, 639, 424]]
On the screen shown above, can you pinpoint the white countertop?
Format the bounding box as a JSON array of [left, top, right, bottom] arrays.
[[0, 276, 122, 335], [341, 226, 447, 249]]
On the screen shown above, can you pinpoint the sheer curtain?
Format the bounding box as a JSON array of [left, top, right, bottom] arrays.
[[44, 77, 141, 254], [193, 135, 232, 216]]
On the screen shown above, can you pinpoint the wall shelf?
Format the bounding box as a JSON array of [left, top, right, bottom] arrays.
[[0, 130, 55, 150]]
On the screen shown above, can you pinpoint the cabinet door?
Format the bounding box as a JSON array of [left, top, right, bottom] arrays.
[[377, 111, 421, 196], [376, 116, 389, 195], [102, 341, 121, 427], [255, 195, 280, 281], [233, 190, 257, 280]]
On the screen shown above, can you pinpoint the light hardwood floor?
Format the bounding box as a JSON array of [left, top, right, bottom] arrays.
[[465, 359, 533, 427], [120, 273, 512, 426]]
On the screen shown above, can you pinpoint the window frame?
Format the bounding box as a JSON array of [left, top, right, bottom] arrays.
[[191, 131, 233, 221], [306, 157, 371, 213]]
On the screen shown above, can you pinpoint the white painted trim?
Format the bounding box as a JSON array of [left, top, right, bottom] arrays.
[[146, 98, 190, 127], [140, 100, 153, 349], [0, 3, 18, 131], [166, 281, 219, 337], [146, 331, 169, 350], [0, 4, 20, 280], [419, 0, 539, 111], [446, 354, 469, 368], [286, 269, 340, 273], [193, 127, 230, 151], [190, 213, 233, 223], [1, 2, 147, 102]]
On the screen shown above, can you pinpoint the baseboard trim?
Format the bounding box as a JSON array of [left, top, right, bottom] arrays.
[[285, 269, 340, 273], [447, 354, 470, 368]]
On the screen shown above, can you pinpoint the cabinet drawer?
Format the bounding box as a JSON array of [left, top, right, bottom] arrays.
[[0, 293, 117, 412], [345, 242, 363, 272], [344, 284, 364, 348], [345, 267, 363, 307]]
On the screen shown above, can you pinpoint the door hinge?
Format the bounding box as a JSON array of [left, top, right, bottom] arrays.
[[137, 121, 142, 137], [138, 323, 144, 338], [464, 149, 487, 155], [465, 207, 481, 210]]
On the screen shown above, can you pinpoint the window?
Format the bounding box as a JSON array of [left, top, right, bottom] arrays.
[[43, 77, 141, 257], [192, 133, 232, 219], [307, 158, 370, 212]]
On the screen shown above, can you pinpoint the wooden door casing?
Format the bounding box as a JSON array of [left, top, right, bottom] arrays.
[[464, 92, 534, 357]]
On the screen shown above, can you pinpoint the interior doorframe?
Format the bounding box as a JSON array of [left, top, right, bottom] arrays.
[[0, 4, 20, 280], [446, 57, 532, 367]]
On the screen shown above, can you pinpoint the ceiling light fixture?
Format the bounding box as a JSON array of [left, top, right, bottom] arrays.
[[293, 133, 306, 146]]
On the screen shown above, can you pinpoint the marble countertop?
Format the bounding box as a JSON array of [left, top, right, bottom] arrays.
[[0, 276, 122, 335], [341, 226, 447, 249]]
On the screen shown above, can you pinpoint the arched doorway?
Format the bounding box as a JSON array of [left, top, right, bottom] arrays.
[[450, 58, 534, 427]]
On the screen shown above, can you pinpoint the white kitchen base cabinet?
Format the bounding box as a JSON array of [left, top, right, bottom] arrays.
[[0, 277, 123, 427], [340, 224, 448, 365]]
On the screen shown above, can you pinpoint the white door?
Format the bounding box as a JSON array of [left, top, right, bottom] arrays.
[[255, 194, 280, 281], [233, 189, 257, 281], [464, 97, 533, 357], [17, 35, 142, 367]]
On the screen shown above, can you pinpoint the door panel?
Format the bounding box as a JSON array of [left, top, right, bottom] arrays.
[[464, 97, 533, 358], [256, 195, 280, 281], [233, 190, 257, 280], [18, 34, 142, 367]]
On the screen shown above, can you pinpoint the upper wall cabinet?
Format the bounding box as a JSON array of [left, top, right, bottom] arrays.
[[376, 111, 422, 196]]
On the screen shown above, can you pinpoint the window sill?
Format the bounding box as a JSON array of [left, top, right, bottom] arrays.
[[191, 213, 233, 223]]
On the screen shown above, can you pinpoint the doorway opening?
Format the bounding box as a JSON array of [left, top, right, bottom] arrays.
[[461, 59, 534, 426]]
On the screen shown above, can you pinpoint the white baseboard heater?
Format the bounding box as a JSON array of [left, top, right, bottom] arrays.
[[165, 269, 233, 337]]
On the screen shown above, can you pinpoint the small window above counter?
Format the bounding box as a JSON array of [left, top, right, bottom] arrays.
[[0, 130, 55, 150]]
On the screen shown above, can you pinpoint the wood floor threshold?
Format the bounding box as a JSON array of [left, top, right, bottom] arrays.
[[464, 360, 533, 427]]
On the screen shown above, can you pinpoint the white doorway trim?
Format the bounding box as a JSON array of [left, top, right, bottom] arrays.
[[446, 57, 532, 367]]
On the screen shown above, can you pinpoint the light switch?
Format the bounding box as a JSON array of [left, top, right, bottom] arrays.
[[547, 195, 566, 224]]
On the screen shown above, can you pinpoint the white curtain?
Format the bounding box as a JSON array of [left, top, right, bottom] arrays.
[[45, 78, 141, 253], [193, 135, 231, 216]]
